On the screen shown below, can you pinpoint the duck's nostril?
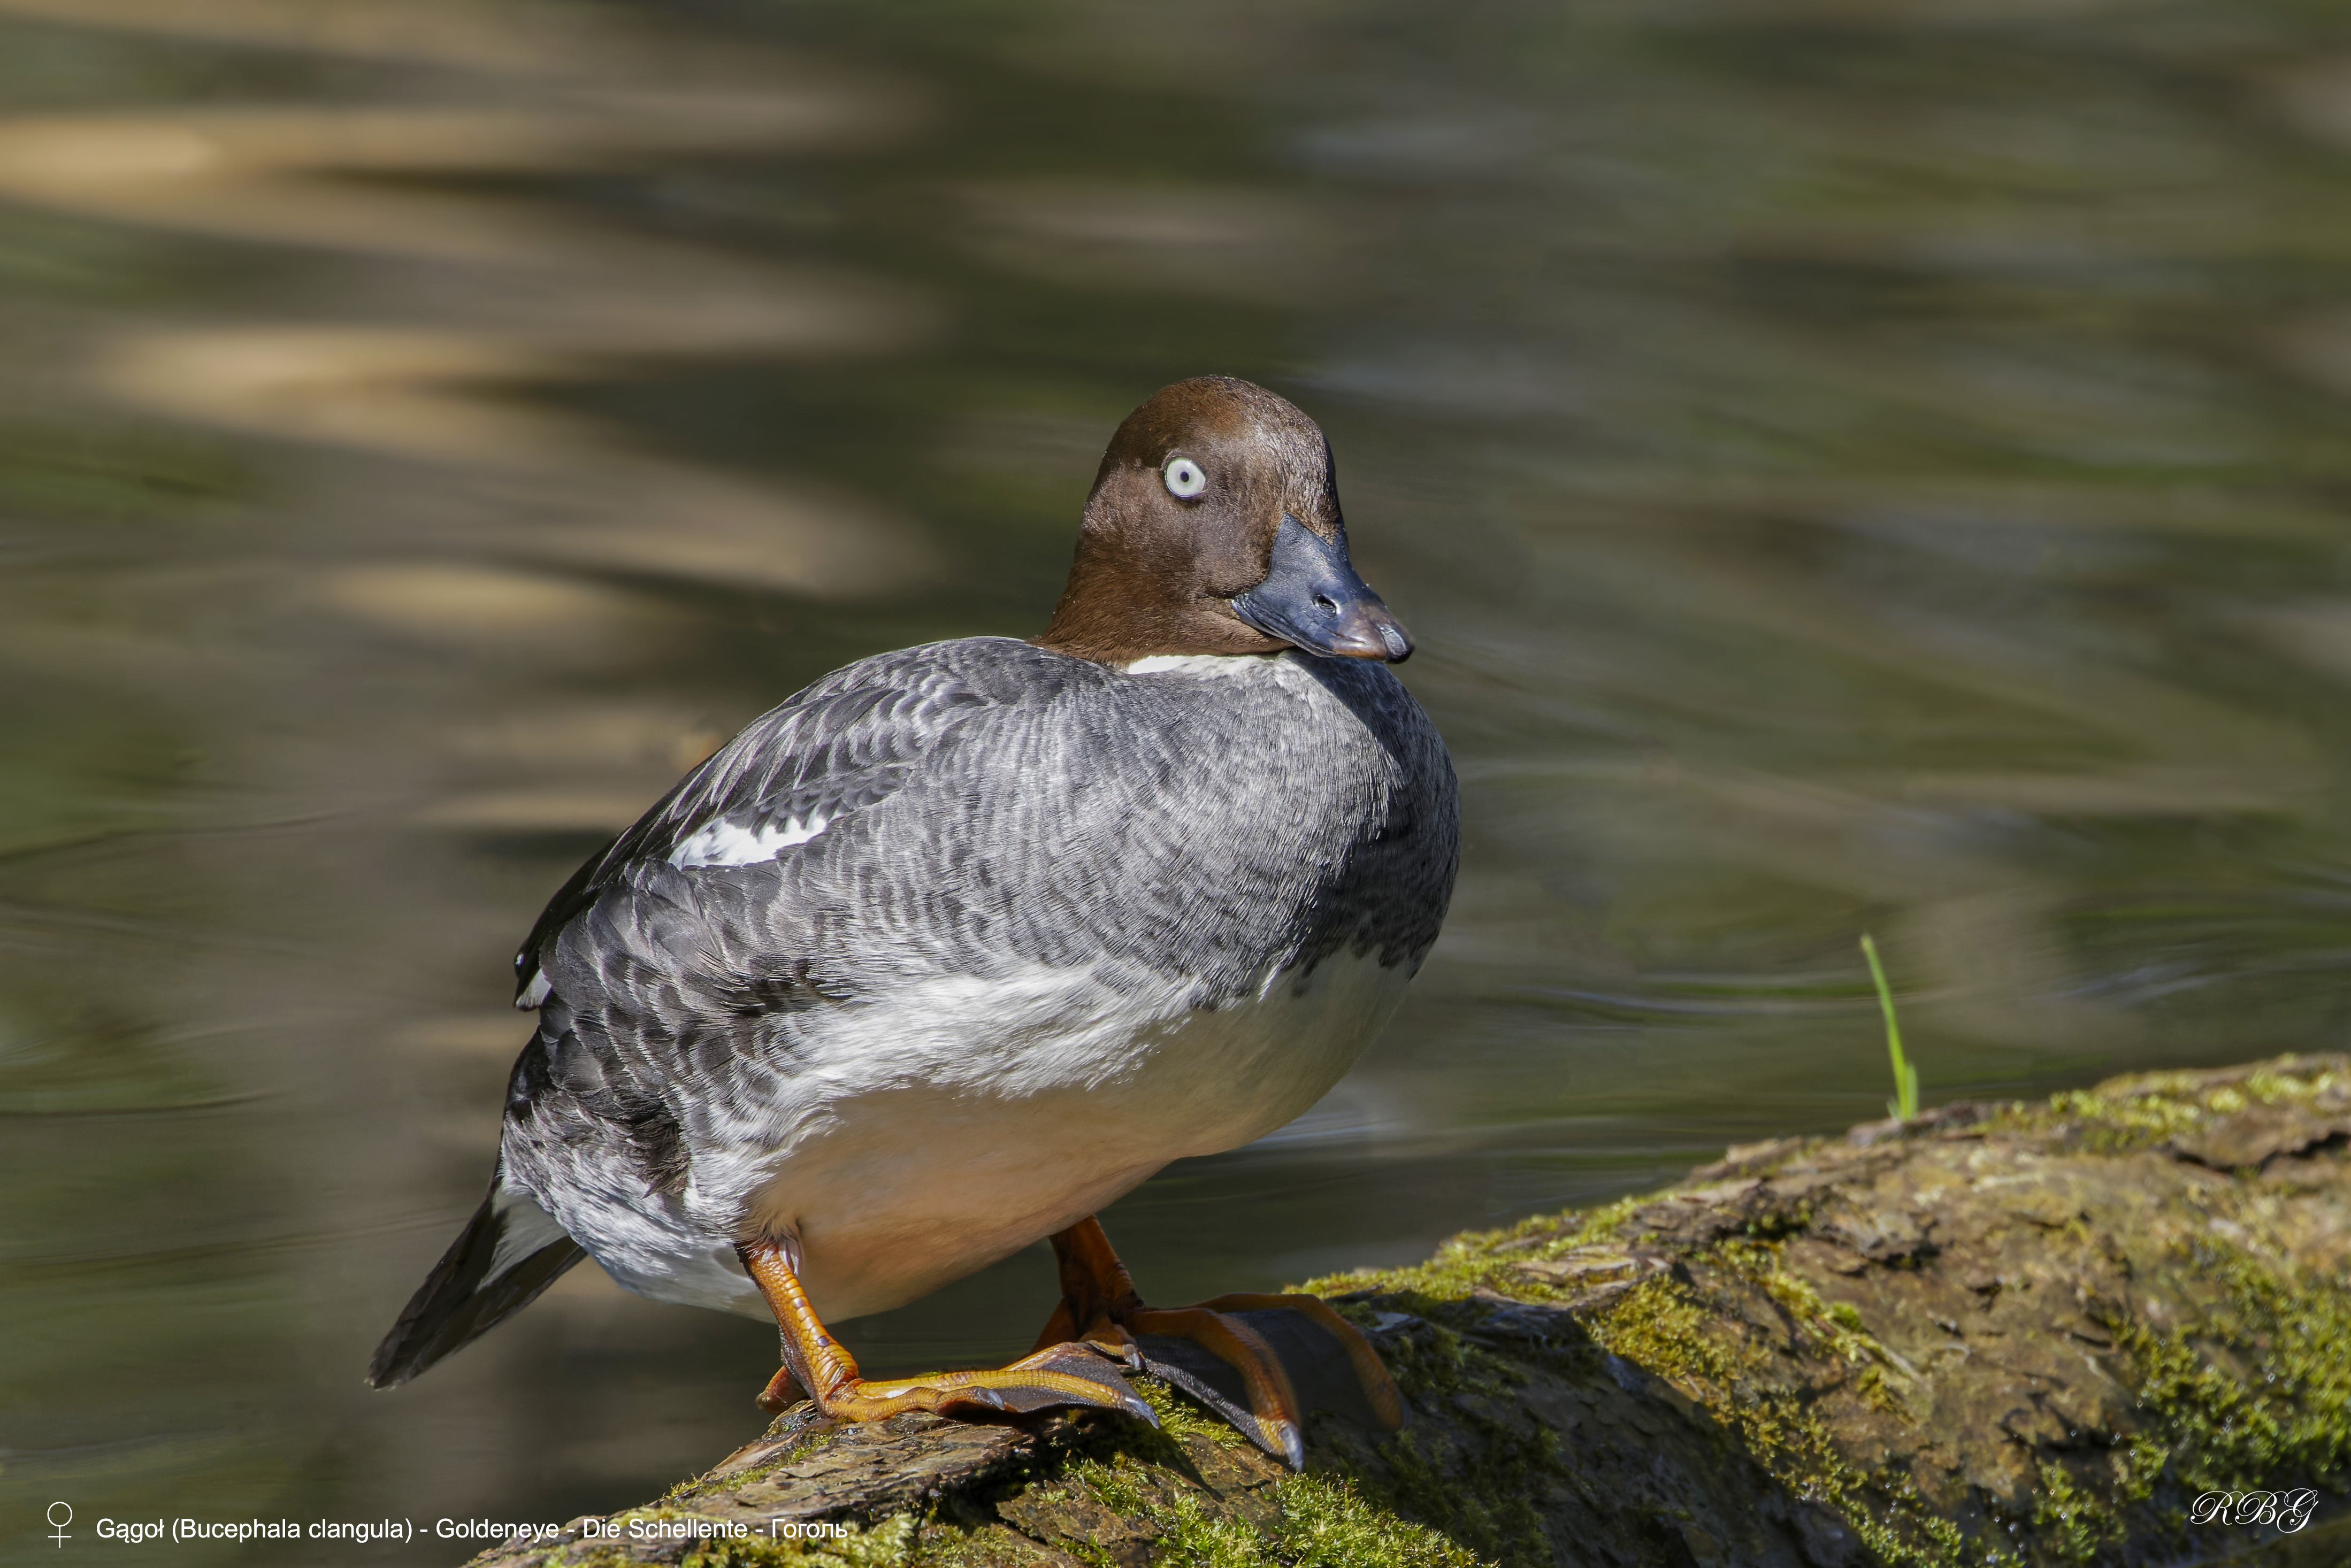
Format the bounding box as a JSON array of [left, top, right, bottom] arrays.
[[1315, 595, 1338, 613]]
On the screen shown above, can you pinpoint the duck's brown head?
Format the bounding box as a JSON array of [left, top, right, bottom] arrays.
[[1035, 376, 1412, 667]]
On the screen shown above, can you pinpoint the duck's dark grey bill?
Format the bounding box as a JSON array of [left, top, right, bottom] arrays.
[[1232, 515, 1413, 663]]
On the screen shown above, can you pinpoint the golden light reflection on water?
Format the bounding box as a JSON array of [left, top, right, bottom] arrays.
[[955, 180, 1368, 305], [0, 0, 937, 609], [12, 0, 2351, 1554]]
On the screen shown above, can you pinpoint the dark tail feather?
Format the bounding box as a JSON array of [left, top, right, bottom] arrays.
[[366, 1186, 586, 1389]]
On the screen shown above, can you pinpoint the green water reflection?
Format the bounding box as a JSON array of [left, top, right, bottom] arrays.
[[8, 0, 2351, 1557]]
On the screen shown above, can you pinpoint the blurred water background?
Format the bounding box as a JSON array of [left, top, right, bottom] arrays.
[[9, 0, 2351, 1557]]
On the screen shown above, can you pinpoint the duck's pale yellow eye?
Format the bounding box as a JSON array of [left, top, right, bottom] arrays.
[[1162, 457, 1207, 498]]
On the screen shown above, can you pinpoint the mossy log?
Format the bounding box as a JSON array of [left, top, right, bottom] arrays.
[[464, 1055, 2351, 1568]]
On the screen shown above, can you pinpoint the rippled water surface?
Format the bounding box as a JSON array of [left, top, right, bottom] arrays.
[[11, 0, 2351, 1556]]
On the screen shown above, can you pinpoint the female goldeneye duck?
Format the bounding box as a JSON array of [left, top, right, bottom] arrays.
[[366, 375, 1459, 1469]]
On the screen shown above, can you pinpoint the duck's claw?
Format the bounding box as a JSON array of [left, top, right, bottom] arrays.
[[1127, 1303, 1306, 1466], [754, 1364, 805, 1415]]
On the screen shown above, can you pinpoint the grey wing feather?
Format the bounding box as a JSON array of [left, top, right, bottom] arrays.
[[510, 642, 1029, 1004]]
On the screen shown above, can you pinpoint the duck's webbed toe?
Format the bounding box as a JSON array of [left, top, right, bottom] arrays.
[[1034, 1217, 1405, 1470], [821, 1343, 1150, 1423], [737, 1240, 1155, 1429]]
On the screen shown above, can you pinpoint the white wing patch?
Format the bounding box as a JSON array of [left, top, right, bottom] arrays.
[[668, 810, 833, 870]]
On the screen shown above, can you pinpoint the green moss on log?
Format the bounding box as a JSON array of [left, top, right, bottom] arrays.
[[680, 1517, 915, 1568]]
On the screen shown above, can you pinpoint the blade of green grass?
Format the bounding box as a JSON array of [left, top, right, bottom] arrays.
[[1860, 933, 1918, 1120]]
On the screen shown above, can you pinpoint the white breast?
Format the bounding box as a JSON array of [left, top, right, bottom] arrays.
[[609, 945, 1413, 1323]]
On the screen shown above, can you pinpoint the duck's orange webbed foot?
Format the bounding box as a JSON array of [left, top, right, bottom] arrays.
[[737, 1240, 1154, 1427], [1032, 1217, 1405, 1468]]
